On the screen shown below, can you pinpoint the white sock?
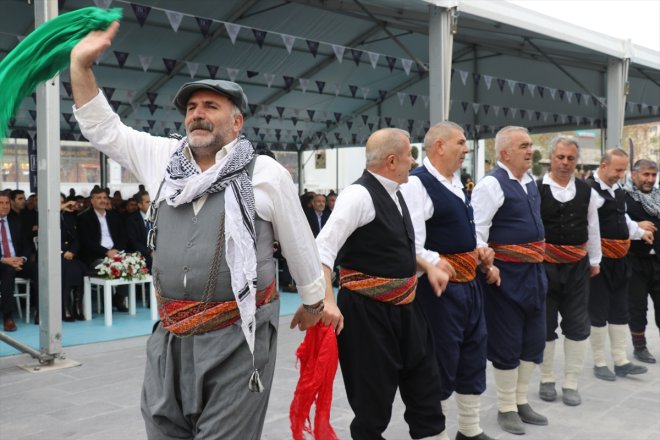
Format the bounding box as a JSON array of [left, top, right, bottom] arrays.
[[516, 360, 536, 405], [590, 325, 608, 367], [609, 324, 631, 366], [493, 367, 518, 412], [540, 340, 556, 383], [455, 393, 483, 438], [564, 338, 588, 390]]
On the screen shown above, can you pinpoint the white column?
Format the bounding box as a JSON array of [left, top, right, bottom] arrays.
[[605, 41, 631, 149], [429, 5, 456, 124]]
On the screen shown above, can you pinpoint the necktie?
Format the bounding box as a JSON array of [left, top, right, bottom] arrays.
[[317, 214, 323, 231], [1, 219, 12, 258]]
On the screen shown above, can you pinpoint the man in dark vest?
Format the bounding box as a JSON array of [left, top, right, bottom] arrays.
[[402, 121, 500, 440], [623, 159, 659, 363], [471, 126, 548, 435], [536, 136, 602, 407], [70, 23, 340, 440], [317, 127, 449, 440], [587, 148, 654, 381]]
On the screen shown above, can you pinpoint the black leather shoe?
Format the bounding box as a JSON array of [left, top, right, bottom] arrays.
[[593, 365, 616, 381], [539, 382, 557, 401], [497, 411, 525, 435], [614, 362, 648, 377], [633, 347, 656, 364]]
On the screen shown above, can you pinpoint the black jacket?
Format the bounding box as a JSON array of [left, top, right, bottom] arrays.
[[77, 208, 127, 266]]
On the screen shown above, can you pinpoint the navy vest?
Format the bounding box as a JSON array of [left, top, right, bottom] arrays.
[[410, 166, 476, 254], [587, 177, 629, 240], [537, 177, 590, 245], [489, 167, 544, 244], [337, 170, 416, 278]]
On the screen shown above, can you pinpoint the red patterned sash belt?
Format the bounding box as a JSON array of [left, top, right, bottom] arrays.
[[601, 238, 631, 259], [157, 280, 278, 336], [490, 240, 546, 264], [441, 250, 478, 283], [339, 268, 417, 305], [544, 242, 588, 264]]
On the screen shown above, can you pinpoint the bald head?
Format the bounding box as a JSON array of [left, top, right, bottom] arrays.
[[365, 128, 414, 184]]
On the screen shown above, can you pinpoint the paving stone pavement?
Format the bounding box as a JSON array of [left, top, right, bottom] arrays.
[[0, 312, 658, 440]]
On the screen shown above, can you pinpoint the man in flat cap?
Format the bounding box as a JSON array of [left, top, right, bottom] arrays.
[[70, 22, 341, 440]]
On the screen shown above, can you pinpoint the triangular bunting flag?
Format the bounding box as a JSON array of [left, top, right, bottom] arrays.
[[398, 92, 405, 106], [518, 83, 526, 95], [401, 58, 413, 76], [264, 114, 272, 124], [361, 115, 369, 125], [537, 86, 545, 98], [207, 64, 219, 79], [484, 75, 493, 90], [248, 104, 258, 115], [331, 44, 345, 63], [165, 10, 183, 32], [299, 78, 309, 93], [527, 83, 536, 97], [497, 79, 506, 92], [385, 56, 396, 72], [93, 0, 112, 8], [458, 70, 469, 86], [422, 95, 429, 109], [549, 88, 557, 100], [473, 73, 481, 85], [334, 112, 342, 123], [349, 85, 358, 98], [114, 51, 128, 67], [483, 104, 490, 115], [195, 17, 212, 38], [472, 103, 480, 115], [264, 73, 275, 88], [306, 40, 319, 57], [346, 120, 353, 130], [558, 90, 566, 101], [102, 87, 115, 100], [174, 121, 181, 131], [307, 109, 315, 121], [62, 81, 72, 97], [186, 61, 199, 78], [252, 29, 267, 48], [147, 119, 155, 129], [506, 79, 516, 94], [281, 34, 295, 54], [226, 68, 239, 82], [131, 4, 151, 27], [225, 23, 241, 44], [368, 122, 374, 131], [502, 107, 509, 117], [283, 76, 294, 90], [565, 91, 573, 103], [493, 105, 500, 116], [575, 93, 582, 104], [147, 104, 157, 115], [535, 111, 541, 121], [276, 106, 285, 118], [146, 92, 157, 105], [61, 112, 72, 123], [361, 87, 369, 100], [409, 94, 417, 106], [163, 58, 177, 75], [246, 70, 259, 78], [291, 117, 298, 126], [461, 102, 469, 112], [139, 55, 152, 72], [350, 49, 362, 66], [367, 51, 379, 69], [378, 89, 387, 102], [315, 80, 325, 94]]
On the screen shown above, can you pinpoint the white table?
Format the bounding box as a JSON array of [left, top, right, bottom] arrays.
[[83, 275, 157, 326]]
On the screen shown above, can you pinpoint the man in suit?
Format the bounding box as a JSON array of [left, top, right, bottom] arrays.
[[305, 193, 329, 237], [0, 192, 38, 330], [77, 186, 128, 312], [125, 190, 152, 271]]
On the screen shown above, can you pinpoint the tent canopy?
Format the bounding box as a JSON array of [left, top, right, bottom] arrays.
[[2, 0, 659, 150]]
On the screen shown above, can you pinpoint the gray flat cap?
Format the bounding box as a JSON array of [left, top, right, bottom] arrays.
[[173, 79, 249, 114]]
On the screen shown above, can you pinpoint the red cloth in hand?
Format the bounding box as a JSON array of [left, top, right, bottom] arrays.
[[290, 323, 339, 440]]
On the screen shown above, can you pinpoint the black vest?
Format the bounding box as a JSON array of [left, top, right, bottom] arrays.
[[587, 177, 629, 240], [537, 177, 590, 245], [625, 192, 660, 256], [337, 171, 416, 278]]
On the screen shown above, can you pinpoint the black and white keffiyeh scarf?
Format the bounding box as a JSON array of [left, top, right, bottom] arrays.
[[625, 180, 660, 219], [160, 135, 260, 367]]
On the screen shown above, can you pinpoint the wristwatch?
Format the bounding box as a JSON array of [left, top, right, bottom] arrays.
[[303, 300, 324, 315]]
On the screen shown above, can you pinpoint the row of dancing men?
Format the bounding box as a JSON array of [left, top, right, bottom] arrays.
[[315, 123, 657, 439]]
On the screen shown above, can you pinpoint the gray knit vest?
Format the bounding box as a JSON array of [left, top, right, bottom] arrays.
[[152, 160, 275, 302]]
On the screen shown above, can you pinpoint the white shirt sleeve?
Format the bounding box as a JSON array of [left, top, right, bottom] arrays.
[[586, 189, 602, 265], [471, 175, 505, 247], [316, 184, 375, 269], [400, 176, 440, 269], [626, 215, 645, 240], [253, 156, 325, 305]]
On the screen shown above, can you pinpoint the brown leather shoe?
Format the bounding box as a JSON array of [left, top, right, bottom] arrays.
[[3, 318, 17, 331]]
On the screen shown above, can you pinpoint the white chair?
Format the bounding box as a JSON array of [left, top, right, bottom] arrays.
[[14, 277, 31, 323]]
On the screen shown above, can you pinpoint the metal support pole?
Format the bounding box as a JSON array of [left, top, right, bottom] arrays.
[[35, 0, 62, 359], [429, 5, 456, 123], [605, 42, 631, 148]]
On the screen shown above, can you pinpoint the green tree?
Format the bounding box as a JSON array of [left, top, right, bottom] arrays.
[[532, 149, 543, 176]]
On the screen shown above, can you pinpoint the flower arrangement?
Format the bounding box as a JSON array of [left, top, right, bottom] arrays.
[[95, 251, 148, 281]]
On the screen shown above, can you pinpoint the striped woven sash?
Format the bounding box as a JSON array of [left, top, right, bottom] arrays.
[[441, 250, 478, 283], [544, 242, 588, 264], [157, 280, 278, 336], [339, 268, 417, 305], [490, 240, 546, 263], [601, 238, 631, 259]]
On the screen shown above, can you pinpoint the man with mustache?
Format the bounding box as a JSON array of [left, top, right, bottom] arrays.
[[535, 136, 602, 407], [401, 121, 499, 440], [623, 159, 659, 364], [70, 22, 341, 440], [471, 126, 548, 436], [587, 149, 654, 382]]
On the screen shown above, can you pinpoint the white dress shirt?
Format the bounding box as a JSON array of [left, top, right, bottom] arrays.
[[74, 90, 324, 305], [400, 157, 467, 272], [471, 161, 534, 247], [94, 209, 114, 249], [592, 172, 645, 240], [541, 174, 602, 265], [316, 171, 401, 269]]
